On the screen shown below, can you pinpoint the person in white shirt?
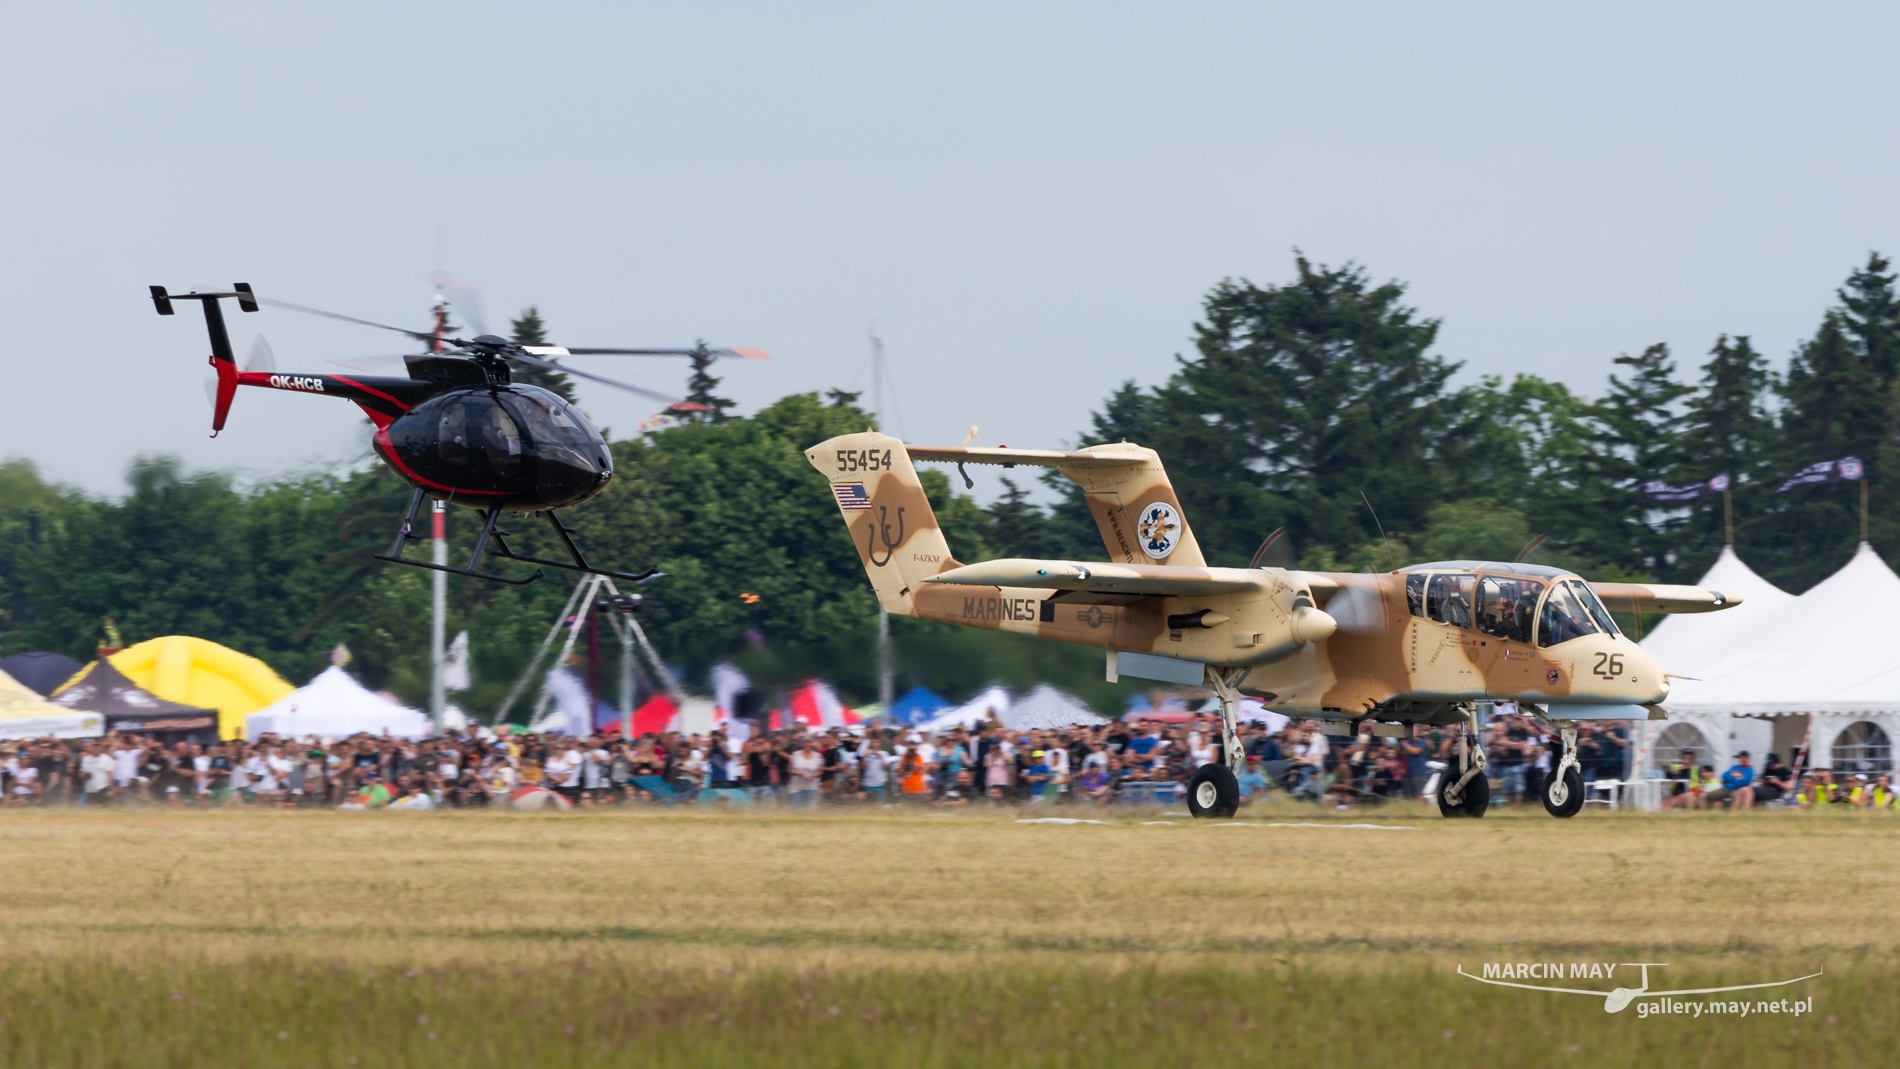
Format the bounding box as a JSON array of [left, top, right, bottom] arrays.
[[112, 739, 140, 788], [1047, 744, 1071, 798], [859, 746, 889, 802], [9, 759, 38, 803], [80, 743, 116, 805], [580, 740, 611, 802], [544, 743, 583, 803], [191, 747, 212, 800], [389, 782, 435, 810], [787, 740, 824, 805]]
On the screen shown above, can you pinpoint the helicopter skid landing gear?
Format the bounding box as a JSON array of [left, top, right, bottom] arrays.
[[1437, 703, 1490, 818], [375, 489, 661, 586]]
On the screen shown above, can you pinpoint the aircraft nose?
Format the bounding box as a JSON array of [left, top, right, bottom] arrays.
[[1627, 645, 1667, 703]]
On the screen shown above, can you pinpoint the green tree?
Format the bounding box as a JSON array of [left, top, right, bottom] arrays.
[[681, 341, 734, 423], [1670, 336, 1777, 569], [508, 306, 578, 404], [1838, 253, 1900, 386], [985, 477, 1059, 559], [1579, 344, 1691, 575]]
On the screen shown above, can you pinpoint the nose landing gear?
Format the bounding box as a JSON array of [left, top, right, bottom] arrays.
[[1541, 722, 1585, 818]]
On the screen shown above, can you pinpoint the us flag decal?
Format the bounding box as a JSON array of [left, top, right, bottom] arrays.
[[833, 483, 872, 510]]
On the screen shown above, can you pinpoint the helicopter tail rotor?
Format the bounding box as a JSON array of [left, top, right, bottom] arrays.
[[150, 284, 258, 436]]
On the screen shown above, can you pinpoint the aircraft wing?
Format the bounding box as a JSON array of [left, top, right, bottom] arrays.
[[923, 558, 1262, 596], [903, 445, 1146, 468], [1588, 583, 1743, 614]]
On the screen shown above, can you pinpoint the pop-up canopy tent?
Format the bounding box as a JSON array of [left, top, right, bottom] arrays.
[[104, 636, 294, 739], [1650, 542, 1900, 775], [0, 670, 103, 739], [0, 652, 84, 697], [888, 686, 951, 726], [999, 685, 1107, 730], [48, 658, 219, 742], [245, 666, 429, 740]]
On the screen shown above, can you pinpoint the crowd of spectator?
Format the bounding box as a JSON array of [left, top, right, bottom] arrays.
[[0, 710, 1886, 811], [1659, 747, 1896, 809]]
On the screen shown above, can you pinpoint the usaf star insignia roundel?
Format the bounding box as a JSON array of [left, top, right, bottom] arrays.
[[1138, 502, 1182, 559]]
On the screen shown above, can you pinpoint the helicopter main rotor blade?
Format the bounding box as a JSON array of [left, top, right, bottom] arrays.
[[555, 347, 771, 360], [257, 297, 436, 342], [510, 351, 681, 405]]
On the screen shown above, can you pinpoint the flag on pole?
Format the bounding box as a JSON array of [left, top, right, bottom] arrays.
[[1776, 456, 1864, 494], [442, 631, 471, 692], [1640, 472, 1730, 503]]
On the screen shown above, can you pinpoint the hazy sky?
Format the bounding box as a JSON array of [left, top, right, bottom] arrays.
[[6, 2, 1898, 501]]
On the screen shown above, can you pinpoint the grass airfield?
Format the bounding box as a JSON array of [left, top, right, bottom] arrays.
[[0, 803, 1889, 1068]]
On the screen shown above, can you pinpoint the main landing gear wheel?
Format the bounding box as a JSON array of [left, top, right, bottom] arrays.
[[1542, 766, 1585, 818], [1459, 770, 1490, 817], [1437, 775, 1466, 819], [1188, 764, 1239, 819], [1441, 772, 1490, 818]]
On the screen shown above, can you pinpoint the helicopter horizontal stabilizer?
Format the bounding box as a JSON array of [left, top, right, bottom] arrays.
[[149, 284, 259, 435]]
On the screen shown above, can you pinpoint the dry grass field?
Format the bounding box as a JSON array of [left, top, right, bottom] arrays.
[[0, 802, 1890, 1067]]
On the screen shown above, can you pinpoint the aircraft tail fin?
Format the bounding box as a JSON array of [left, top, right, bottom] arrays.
[[805, 431, 959, 615]]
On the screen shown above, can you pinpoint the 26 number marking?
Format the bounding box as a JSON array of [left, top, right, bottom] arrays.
[[1592, 652, 1625, 679], [836, 449, 892, 473]]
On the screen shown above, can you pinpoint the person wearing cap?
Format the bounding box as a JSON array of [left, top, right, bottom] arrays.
[[1754, 752, 1792, 805], [1023, 750, 1051, 802], [1236, 755, 1268, 804], [1706, 751, 1756, 810]]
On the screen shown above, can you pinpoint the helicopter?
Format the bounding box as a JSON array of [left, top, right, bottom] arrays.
[[149, 282, 768, 585], [807, 431, 1745, 821]]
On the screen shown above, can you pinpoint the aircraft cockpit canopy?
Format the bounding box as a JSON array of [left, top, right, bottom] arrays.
[[1401, 562, 1620, 648]]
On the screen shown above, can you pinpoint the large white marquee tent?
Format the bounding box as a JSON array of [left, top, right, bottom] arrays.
[[1642, 542, 1900, 776]]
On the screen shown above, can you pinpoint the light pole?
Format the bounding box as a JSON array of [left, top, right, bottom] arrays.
[[430, 499, 446, 730]]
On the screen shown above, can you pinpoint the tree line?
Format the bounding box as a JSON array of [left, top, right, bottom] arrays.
[[1, 253, 1893, 714]]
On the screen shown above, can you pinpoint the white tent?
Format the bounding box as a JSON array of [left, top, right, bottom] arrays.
[[1649, 542, 1900, 774], [1641, 545, 1796, 674], [914, 685, 1011, 734], [999, 685, 1108, 730], [244, 666, 430, 740], [0, 670, 103, 739]]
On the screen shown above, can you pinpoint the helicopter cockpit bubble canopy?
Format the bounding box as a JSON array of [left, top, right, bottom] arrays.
[[381, 385, 613, 511]]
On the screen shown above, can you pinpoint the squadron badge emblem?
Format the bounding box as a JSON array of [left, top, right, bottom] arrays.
[[1137, 502, 1182, 559]]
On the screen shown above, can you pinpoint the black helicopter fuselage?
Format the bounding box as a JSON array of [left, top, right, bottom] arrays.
[[238, 353, 613, 511]]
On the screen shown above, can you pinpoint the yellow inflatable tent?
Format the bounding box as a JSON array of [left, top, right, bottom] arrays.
[[77, 637, 294, 740]]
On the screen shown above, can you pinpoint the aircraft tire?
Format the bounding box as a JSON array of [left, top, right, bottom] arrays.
[[1187, 764, 1239, 819], [1458, 771, 1490, 817], [1436, 776, 1466, 818], [1541, 766, 1585, 818]]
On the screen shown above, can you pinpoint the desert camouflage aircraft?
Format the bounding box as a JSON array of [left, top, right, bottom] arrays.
[[808, 431, 1742, 820]]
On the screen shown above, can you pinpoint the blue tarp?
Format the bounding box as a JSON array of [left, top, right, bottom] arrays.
[[889, 686, 950, 725]]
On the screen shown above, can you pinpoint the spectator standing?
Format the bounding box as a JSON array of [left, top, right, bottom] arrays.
[[1399, 731, 1429, 798], [79, 742, 114, 806], [787, 740, 823, 807], [860, 746, 889, 804], [1023, 751, 1051, 802]]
